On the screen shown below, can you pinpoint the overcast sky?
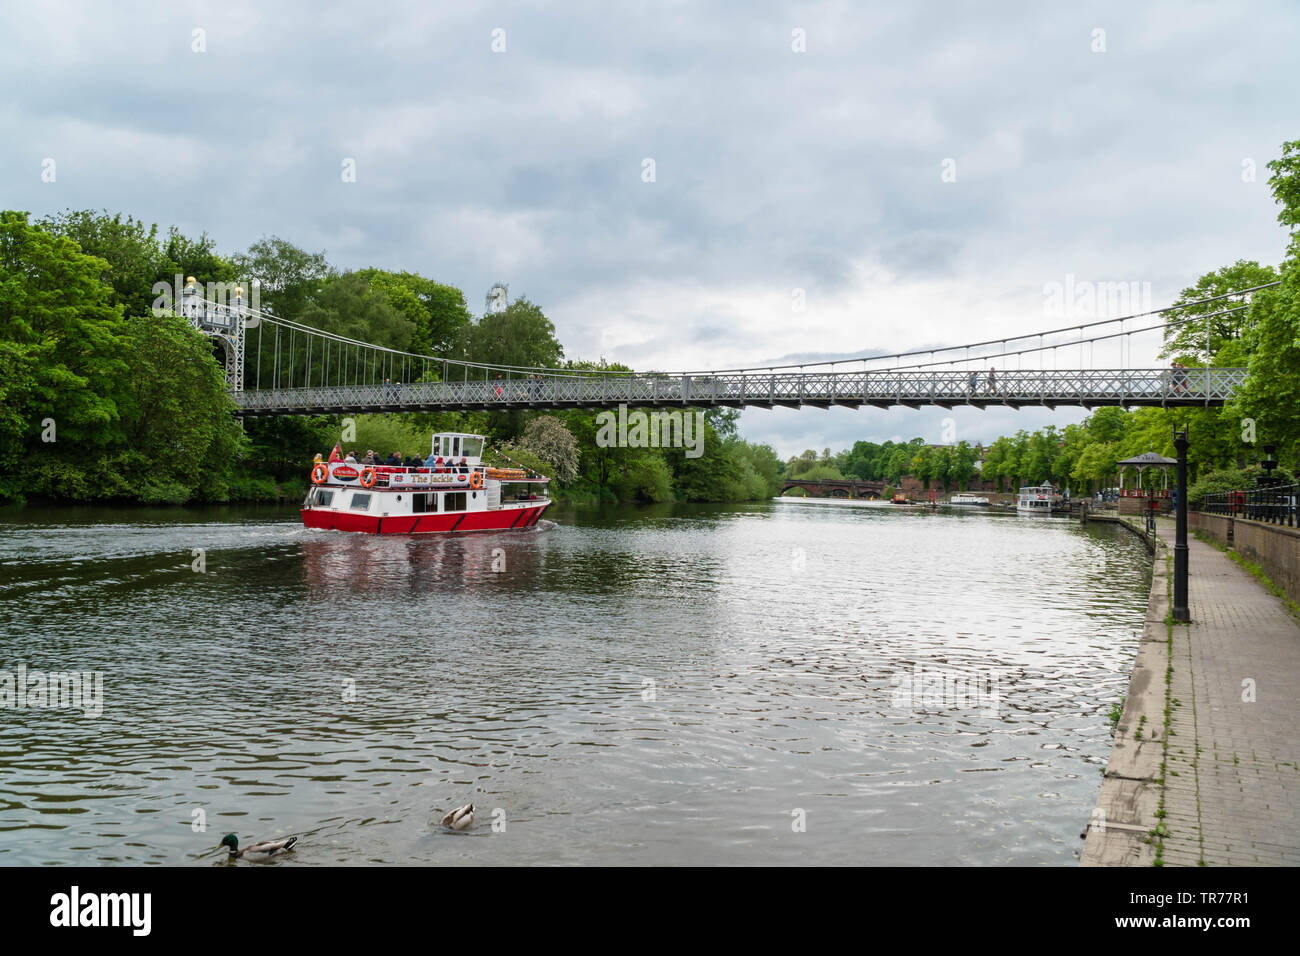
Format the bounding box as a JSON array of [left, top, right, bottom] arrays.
[[3, 1, 1297, 457]]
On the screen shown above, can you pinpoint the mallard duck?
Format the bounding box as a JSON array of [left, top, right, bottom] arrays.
[[440, 803, 473, 831], [219, 832, 298, 862]]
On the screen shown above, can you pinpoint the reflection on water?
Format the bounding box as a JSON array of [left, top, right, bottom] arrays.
[[0, 499, 1149, 865]]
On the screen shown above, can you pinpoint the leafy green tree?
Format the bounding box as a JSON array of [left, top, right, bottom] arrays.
[[299, 271, 415, 351], [465, 295, 564, 370], [114, 311, 245, 503], [1160, 260, 1279, 364], [234, 236, 333, 319], [37, 210, 162, 318], [0, 211, 129, 451], [949, 441, 978, 490], [359, 269, 473, 357]]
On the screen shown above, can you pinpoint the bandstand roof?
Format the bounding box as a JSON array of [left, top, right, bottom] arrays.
[[1117, 451, 1176, 467]]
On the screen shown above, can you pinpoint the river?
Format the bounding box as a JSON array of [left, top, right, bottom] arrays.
[[0, 498, 1149, 866]]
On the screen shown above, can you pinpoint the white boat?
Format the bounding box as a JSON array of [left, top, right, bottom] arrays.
[[302, 432, 551, 535], [1016, 482, 1059, 515], [949, 493, 990, 506]]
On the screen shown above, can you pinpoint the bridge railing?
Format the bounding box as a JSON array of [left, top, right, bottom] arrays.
[[231, 366, 1247, 413]]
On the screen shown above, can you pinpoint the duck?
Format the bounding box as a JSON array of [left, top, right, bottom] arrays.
[[219, 832, 298, 862], [440, 803, 474, 831]]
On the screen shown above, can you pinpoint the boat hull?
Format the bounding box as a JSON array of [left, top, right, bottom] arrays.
[[301, 503, 549, 535]]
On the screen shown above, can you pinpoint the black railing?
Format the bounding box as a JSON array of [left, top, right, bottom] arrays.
[[1201, 482, 1298, 526]]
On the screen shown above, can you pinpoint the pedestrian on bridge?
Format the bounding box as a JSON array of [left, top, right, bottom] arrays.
[[969, 371, 978, 394], [986, 367, 997, 395]]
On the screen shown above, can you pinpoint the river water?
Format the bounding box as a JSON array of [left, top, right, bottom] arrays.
[[0, 498, 1149, 866]]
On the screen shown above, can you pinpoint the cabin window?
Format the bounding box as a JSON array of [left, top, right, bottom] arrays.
[[351, 493, 372, 511], [412, 492, 437, 513], [444, 491, 467, 512], [314, 489, 334, 506]]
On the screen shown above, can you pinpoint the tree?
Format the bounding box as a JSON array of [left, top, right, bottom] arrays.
[[234, 236, 333, 319], [358, 269, 473, 357], [1160, 260, 1279, 365], [1236, 139, 1300, 467], [0, 211, 129, 450], [949, 441, 978, 490], [299, 271, 415, 351], [114, 310, 245, 502], [37, 209, 162, 318], [518, 415, 579, 482], [465, 295, 564, 370]]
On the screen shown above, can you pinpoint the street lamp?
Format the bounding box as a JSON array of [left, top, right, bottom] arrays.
[[1172, 426, 1190, 623], [1261, 443, 1278, 483]]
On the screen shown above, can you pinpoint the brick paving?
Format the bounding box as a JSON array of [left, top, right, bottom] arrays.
[[1157, 523, 1300, 866]]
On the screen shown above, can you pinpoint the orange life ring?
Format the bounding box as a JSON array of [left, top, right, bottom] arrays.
[[469, 471, 483, 490], [359, 467, 377, 489], [311, 463, 328, 485]]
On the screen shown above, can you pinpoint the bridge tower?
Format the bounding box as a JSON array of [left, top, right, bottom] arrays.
[[180, 276, 250, 391]]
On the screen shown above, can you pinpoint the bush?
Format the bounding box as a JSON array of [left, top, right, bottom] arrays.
[[1188, 465, 1296, 508]]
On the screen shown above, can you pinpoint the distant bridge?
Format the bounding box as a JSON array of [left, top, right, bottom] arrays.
[[779, 478, 888, 498], [177, 280, 1273, 417]]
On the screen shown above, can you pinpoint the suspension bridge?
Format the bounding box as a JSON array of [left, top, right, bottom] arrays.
[[177, 280, 1273, 417]]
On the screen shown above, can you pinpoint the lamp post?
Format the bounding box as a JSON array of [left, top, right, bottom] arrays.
[[1172, 427, 1190, 623]]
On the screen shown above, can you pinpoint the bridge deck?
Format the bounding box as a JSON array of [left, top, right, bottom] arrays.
[[232, 367, 1245, 416]]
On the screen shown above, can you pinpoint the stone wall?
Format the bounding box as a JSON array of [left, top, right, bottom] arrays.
[[1189, 511, 1235, 547], [1233, 519, 1300, 606]]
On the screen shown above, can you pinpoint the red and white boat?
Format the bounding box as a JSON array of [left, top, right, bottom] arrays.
[[301, 432, 551, 534]]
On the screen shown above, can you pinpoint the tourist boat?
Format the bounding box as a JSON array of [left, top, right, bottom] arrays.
[[891, 492, 908, 504], [301, 432, 550, 534], [949, 493, 990, 506], [1016, 482, 1059, 515]]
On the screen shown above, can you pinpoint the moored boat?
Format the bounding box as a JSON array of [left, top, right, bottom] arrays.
[[949, 493, 990, 506], [301, 432, 550, 535], [1016, 482, 1059, 515]]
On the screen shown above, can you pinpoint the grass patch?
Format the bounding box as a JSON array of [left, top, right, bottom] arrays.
[[1107, 700, 1124, 729]]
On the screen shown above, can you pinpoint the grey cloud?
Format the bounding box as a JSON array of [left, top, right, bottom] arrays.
[[2, 0, 1295, 413]]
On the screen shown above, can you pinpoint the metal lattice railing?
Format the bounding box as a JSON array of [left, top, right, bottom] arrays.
[[231, 366, 1248, 415], [1201, 482, 1298, 526]]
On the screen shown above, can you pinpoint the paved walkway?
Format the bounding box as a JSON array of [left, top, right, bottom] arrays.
[[1083, 518, 1300, 866]]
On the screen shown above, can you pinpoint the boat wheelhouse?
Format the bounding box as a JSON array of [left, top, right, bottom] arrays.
[[1016, 482, 1059, 515], [301, 432, 550, 535]]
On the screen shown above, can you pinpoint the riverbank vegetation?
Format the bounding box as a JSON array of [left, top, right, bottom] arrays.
[[0, 209, 781, 506]]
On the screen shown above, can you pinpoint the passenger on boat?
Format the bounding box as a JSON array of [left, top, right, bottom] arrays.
[[458, 457, 469, 474], [434, 456, 444, 472], [385, 451, 403, 467], [362, 449, 378, 465], [344, 451, 358, 463], [407, 453, 425, 469]]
